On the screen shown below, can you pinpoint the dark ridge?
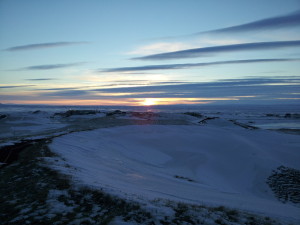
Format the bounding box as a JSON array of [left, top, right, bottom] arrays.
[[106, 110, 126, 117], [183, 112, 203, 118], [229, 120, 259, 130], [53, 109, 99, 118], [199, 117, 219, 124], [32, 110, 41, 114], [272, 128, 300, 135], [284, 113, 300, 119], [265, 113, 300, 118], [174, 175, 195, 182]]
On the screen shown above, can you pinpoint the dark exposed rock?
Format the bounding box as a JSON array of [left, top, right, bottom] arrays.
[[183, 112, 203, 118], [284, 113, 300, 119], [106, 110, 126, 117], [174, 175, 195, 182], [265, 113, 300, 119], [32, 110, 41, 114], [267, 166, 300, 204], [0, 140, 38, 168], [273, 128, 300, 135], [265, 113, 281, 117], [0, 114, 7, 120], [53, 110, 99, 117], [284, 113, 292, 118], [229, 120, 259, 130], [199, 117, 219, 124]]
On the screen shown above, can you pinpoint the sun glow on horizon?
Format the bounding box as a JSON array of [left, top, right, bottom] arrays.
[[2, 96, 241, 106], [142, 98, 158, 106]]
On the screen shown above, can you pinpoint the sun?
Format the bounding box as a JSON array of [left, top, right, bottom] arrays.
[[142, 98, 157, 106]]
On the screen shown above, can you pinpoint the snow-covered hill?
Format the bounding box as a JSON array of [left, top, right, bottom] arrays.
[[49, 120, 300, 222]]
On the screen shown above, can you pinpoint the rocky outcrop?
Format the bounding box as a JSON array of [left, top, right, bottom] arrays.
[[106, 110, 126, 117], [265, 113, 300, 119], [183, 112, 203, 118], [53, 110, 99, 117], [284, 113, 300, 119], [199, 117, 219, 124], [0, 114, 7, 120], [229, 120, 259, 130], [32, 110, 41, 114], [267, 166, 300, 204], [0, 140, 36, 168]]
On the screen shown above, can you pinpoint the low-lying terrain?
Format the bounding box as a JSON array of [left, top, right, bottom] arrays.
[[1, 108, 299, 224]]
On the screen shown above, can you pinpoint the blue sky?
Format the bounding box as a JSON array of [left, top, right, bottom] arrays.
[[0, 0, 300, 105]]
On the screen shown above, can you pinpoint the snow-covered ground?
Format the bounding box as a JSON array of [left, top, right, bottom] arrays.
[[1, 104, 300, 223], [48, 120, 300, 223], [1, 104, 299, 142], [0, 111, 67, 140]]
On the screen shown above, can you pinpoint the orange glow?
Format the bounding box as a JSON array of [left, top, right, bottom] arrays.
[[2, 97, 239, 106], [142, 98, 158, 106], [136, 97, 238, 106], [1, 99, 139, 106]]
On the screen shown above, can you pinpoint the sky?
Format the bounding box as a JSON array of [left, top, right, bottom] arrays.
[[0, 0, 300, 106]]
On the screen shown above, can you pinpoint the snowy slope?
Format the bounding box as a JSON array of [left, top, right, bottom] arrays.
[[49, 121, 300, 222]]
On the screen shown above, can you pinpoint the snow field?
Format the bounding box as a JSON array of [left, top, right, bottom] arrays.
[[49, 122, 300, 222]]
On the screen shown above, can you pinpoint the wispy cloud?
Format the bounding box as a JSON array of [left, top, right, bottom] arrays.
[[155, 10, 300, 40], [101, 58, 299, 72], [39, 90, 90, 97], [199, 10, 300, 35], [20, 62, 85, 70], [91, 77, 300, 95], [25, 78, 58, 81], [37, 87, 80, 91], [33, 77, 300, 102], [133, 40, 300, 60], [0, 85, 35, 89], [2, 77, 299, 105], [4, 41, 89, 52]]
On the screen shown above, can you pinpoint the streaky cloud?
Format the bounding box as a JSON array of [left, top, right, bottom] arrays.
[[25, 78, 58, 81], [133, 40, 300, 60], [200, 10, 300, 34], [0, 85, 35, 89], [101, 58, 300, 72], [152, 10, 300, 40], [4, 42, 89, 51], [37, 87, 79, 91], [27, 77, 299, 100], [3, 77, 299, 104], [82, 77, 299, 102], [21, 62, 85, 70], [91, 77, 300, 94], [39, 90, 90, 97]]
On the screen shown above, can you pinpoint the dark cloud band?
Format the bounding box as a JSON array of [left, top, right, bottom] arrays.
[[4, 42, 89, 52], [25, 78, 57, 81], [101, 58, 299, 72], [201, 10, 300, 34], [91, 77, 300, 94], [0, 85, 35, 89], [2, 77, 299, 104], [21, 62, 85, 70], [155, 11, 300, 40], [133, 40, 300, 60]]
